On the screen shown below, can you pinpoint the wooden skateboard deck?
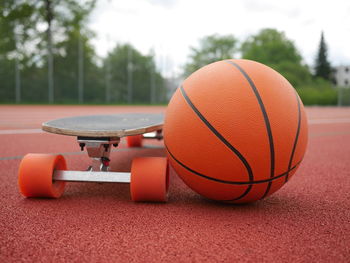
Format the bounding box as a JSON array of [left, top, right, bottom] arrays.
[[42, 113, 164, 137]]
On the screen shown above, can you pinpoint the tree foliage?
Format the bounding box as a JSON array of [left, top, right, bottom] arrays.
[[0, 0, 37, 101], [0, 0, 98, 102], [314, 31, 332, 81], [0, 1, 36, 56], [184, 34, 238, 76], [0, 1, 166, 103], [241, 28, 312, 87], [105, 44, 165, 104]]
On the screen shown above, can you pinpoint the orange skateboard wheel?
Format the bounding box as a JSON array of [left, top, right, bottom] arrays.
[[130, 157, 169, 202], [18, 153, 67, 198], [126, 135, 143, 147]]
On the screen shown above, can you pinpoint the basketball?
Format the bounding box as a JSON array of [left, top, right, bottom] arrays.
[[163, 59, 308, 203]]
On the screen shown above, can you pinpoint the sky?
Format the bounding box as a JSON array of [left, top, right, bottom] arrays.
[[89, 0, 350, 76]]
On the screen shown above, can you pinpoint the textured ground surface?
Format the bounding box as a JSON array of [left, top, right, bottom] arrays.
[[0, 105, 349, 262]]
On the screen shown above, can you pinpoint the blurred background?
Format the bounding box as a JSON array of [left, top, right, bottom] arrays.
[[0, 0, 349, 105]]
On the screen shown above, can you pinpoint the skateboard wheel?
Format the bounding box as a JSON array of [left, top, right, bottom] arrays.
[[18, 153, 67, 198], [130, 157, 169, 202], [126, 135, 143, 147]]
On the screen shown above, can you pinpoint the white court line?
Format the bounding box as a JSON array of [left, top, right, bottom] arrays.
[[0, 129, 43, 135]]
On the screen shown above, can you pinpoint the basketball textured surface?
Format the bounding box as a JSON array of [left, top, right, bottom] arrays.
[[164, 59, 308, 203]]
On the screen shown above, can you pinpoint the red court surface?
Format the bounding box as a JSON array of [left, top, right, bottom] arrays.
[[0, 105, 349, 262]]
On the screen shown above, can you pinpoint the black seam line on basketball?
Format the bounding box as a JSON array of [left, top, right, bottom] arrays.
[[285, 91, 302, 183], [227, 185, 253, 201], [261, 180, 272, 200], [165, 143, 301, 185], [225, 61, 276, 199], [179, 85, 254, 183]]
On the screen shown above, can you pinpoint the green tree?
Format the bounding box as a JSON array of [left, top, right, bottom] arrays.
[[241, 28, 312, 87], [184, 34, 238, 76], [0, 1, 37, 102], [54, 28, 104, 103], [105, 44, 166, 104], [314, 31, 332, 81], [0, 0, 98, 103], [52, 0, 104, 103]]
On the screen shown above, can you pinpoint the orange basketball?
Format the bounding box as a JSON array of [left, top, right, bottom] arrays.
[[164, 59, 308, 203]]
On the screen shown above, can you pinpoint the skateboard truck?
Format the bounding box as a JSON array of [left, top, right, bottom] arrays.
[[51, 135, 156, 186], [49, 135, 168, 188], [49, 136, 134, 185], [77, 136, 119, 172]]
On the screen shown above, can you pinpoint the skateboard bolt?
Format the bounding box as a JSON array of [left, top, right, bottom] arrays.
[[79, 143, 85, 151]]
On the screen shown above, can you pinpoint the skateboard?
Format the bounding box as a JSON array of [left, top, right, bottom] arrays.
[[18, 113, 168, 202]]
